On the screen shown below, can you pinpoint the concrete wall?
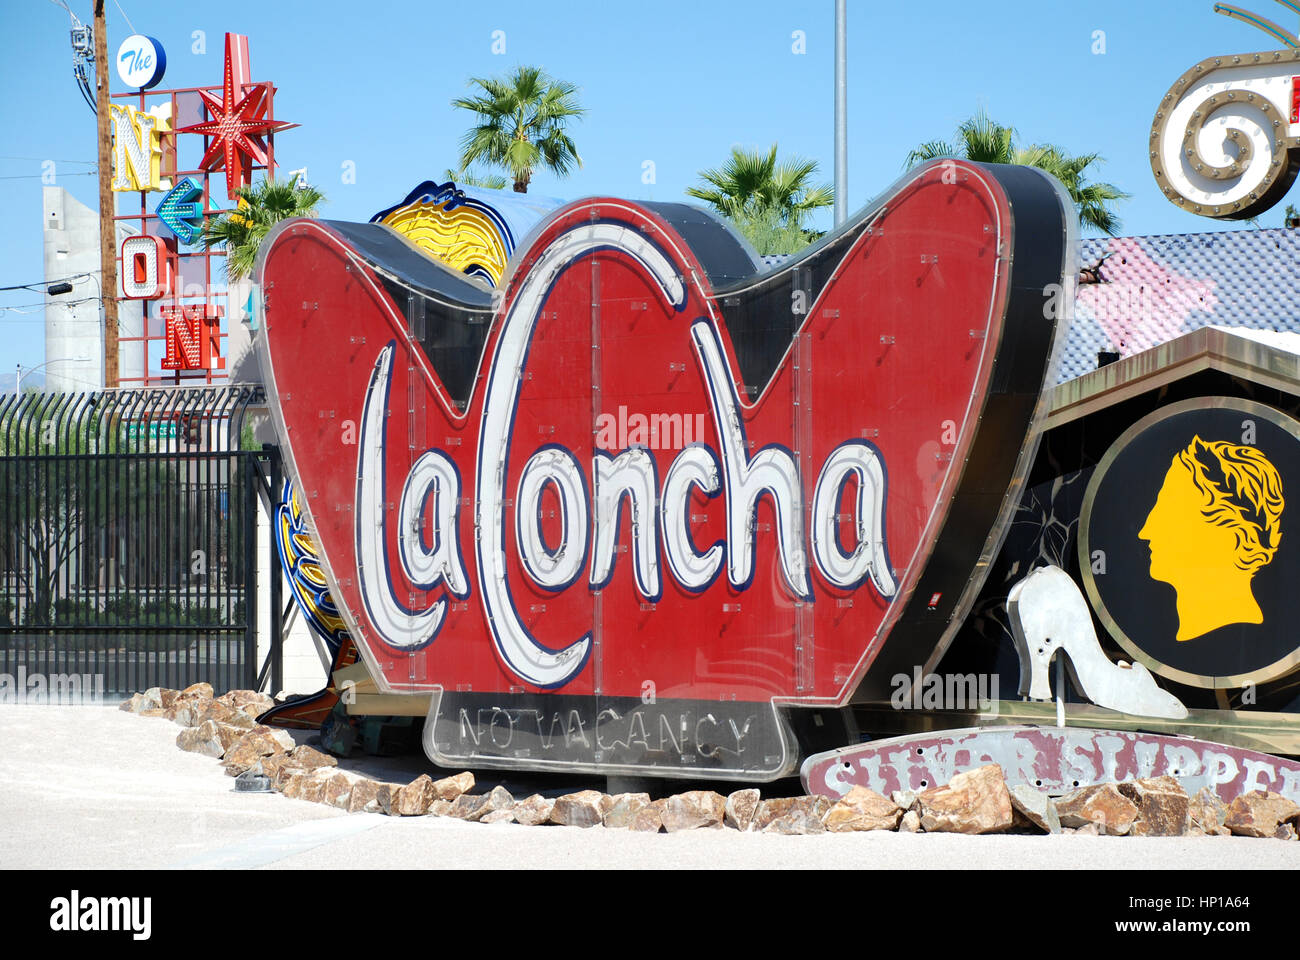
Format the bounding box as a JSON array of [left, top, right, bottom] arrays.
[[254, 501, 331, 699], [41, 187, 145, 391]]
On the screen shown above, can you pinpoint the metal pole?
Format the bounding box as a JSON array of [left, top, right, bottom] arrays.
[[14, 364, 20, 397], [834, 0, 848, 228], [93, 1, 120, 388]]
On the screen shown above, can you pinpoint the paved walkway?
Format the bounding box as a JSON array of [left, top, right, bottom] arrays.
[[2, 705, 1298, 870]]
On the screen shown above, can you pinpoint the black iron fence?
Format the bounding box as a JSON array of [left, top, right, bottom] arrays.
[[0, 385, 272, 698]]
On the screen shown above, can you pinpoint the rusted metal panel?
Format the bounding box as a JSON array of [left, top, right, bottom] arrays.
[[802, 725, 1300, 803]]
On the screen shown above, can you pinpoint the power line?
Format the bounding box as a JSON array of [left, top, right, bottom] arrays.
[[0, 157, 97, 165], [0, 272, 102, 293], [112, 0, 136, 35], [0, 172, 97, 180]]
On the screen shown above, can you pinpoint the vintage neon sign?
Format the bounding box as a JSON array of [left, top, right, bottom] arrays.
[[258, 160, 1074, 777], [155, 177, 205, 245], [178, 33, 295, 199], [118, 235, 174, 299], [160, 304, 225, 371], [1151, 4, 1300, 219], [115, 34, 166, 90], [109, 103, 171, 193]]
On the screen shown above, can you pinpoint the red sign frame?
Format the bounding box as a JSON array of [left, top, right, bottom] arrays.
[[258, 160, 1072, 777]]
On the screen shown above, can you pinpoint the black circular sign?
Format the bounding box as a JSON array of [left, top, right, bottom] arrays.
[[1080, 398, 1300, 688]]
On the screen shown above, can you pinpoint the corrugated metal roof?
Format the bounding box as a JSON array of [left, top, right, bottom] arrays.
[[757, 228, 1300, 384], [1067, 229, 1300, 382]]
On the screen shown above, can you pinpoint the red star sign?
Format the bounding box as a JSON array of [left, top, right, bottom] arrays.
[[178, 33, 296, 198]]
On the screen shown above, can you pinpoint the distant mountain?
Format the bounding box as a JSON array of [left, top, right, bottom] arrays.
[[0, 370, 46, 393]]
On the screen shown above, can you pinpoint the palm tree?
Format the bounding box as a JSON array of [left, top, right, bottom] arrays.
[[688, 144, 833, 230], [687, 144, 834, 255], [200, 177, 325, 279], [905, 110, 1129, 236], [451, 66, 585, 194], [443, 166, 509, 191]]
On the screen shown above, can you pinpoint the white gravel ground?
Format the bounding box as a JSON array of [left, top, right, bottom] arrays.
[[2, 705, 1298, 870]]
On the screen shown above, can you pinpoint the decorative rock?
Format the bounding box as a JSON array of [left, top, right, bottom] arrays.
[[178, 682, 214, 701], [1119, 777, 1190, 837], [824, 786, 904, 833], [1070, 822, 1103, 836], [1224, 790, 1300, 839], [481, 808, 517, 824], [176, 722, 224, 757], [1275, 821, 1298, 841], [280, 769, 316, 800], [762, 796, 831, 835], [347, 779, 380, 813], [918, 765, 1014, 835], [156, 688, 180, 710], [1009, 784, 1061, 835], [322, 772, 361, 808], [450, 785, 514, 822], [550, 790, 608, 828], [196, 699, 241, 726], [261, 753, 297, 781], [432, 771, 475, 801], [165, 701, 200, 728], [891, 789, 923, 812], [298, 769, 338, 804], [724, 789, 761, 832], [271, 764, 306, 793], [898, 810, 922, 833], [138, 708, 167, 718], [428, 799, 454, 816], [603, 793, 652, 829], [286, 745, 338, 772], [661, 791, 727, 832], [447, 793, 488, 821], [753, 797, 810, 831], [389, 775, 435, 816], [216, 689, 275, 715], [628, 800, 666, 833], [221, 730, 289, 775], [512, 794, 556, 826], [1188, 787, 1231, 836], [118, 693, 147, 713], [1055, 783, 1139, 836]]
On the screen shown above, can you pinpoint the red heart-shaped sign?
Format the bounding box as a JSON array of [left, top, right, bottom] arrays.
[[258, 160, 1068, 777]]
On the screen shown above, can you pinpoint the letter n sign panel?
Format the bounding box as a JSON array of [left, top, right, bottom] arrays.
[[119, 235, 174, 299]]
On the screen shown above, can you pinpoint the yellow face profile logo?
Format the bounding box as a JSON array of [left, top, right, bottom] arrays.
[[1139, 437, 1284, 642]]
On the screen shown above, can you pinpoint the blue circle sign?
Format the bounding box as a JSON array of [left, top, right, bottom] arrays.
[[115, 35, 166, 90]]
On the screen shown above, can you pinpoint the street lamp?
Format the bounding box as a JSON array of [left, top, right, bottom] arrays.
[[14, 358, 91, 396]]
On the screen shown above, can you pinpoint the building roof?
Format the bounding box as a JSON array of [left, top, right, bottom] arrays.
[[759, 227, 1300, 384]]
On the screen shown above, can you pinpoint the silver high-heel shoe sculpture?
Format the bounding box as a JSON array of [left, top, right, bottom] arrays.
[[1008, 565, 1187, 720]]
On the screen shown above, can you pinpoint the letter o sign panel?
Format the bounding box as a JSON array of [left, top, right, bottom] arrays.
[[119, 235, 174, 299]]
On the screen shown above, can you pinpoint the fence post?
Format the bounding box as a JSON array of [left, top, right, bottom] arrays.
[[266, 444, 283, 698], [242, 452, 258, 692]]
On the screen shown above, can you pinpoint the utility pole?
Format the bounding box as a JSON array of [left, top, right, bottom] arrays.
[[834, 0, 847, 228], [93, 0, 119, 388]]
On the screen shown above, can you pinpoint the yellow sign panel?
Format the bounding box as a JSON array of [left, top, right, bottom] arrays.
[[110, 103, 171, 193]]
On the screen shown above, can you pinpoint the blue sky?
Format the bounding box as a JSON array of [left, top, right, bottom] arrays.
[[2, 0, 1298, 373]]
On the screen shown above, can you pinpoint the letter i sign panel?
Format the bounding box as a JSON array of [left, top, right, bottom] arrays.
[[258, 161, 1071, 775]]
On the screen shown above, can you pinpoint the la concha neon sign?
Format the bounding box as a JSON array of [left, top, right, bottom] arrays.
[[257, 160, 1077, 777]]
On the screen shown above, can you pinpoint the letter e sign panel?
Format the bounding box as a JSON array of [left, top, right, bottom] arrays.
[[258, 161, 1073, 778]]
